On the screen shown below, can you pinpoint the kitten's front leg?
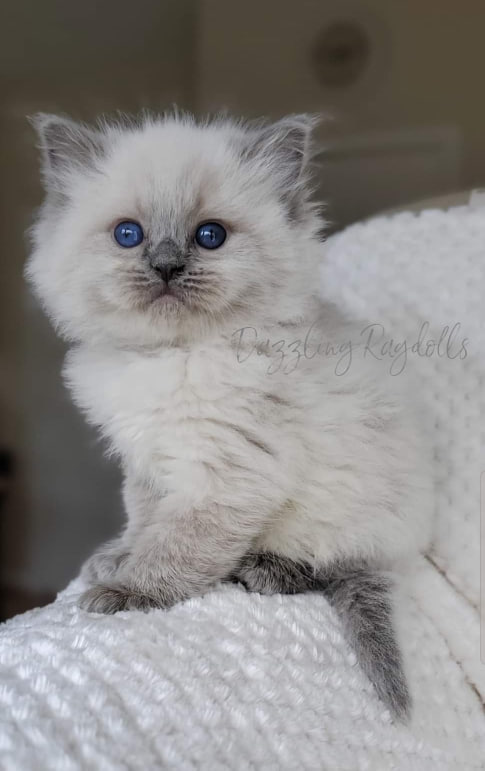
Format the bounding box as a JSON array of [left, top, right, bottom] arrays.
[[80, 479, 140, 584], [80, 538, 130, 584], [79, 478, 268, 614]]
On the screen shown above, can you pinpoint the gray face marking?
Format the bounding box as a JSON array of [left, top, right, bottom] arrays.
[[231, 553, 410, 721], [144, 238, 187, 284]]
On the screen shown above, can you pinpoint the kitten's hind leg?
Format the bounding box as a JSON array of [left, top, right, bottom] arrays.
[[231, 552, 410, 721], [231, 551, 317, 594]]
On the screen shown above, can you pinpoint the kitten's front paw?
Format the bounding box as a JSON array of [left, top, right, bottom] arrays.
[[81, 548, 129, 584], [79, 584, 162, 614]]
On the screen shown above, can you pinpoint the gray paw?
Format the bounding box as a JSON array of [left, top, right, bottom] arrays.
[[79, 584, 162, 614], [80, 548, 130, 584], [234, 559, 279, 595], [232, 552, 315, 595]]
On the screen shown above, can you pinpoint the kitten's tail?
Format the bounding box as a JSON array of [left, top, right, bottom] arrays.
[[315, 563, 411, 721]]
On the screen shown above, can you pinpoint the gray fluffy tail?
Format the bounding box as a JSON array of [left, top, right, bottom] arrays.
[[232, 551, 411, 720], [315, 564, 410, 721]]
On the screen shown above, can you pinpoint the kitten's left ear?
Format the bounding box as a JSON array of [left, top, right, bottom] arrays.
[[30, 113, 105, 191], [244, 114, 319, 213]]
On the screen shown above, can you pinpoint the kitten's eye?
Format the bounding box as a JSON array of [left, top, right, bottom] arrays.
[[195, 222, 226, 250], [113, 221, 144, 248]]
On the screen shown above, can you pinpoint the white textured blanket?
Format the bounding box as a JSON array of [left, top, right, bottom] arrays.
[[1, 205, 484, 770]]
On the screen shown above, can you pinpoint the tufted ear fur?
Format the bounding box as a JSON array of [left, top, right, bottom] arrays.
[[30, 113, 105, 192], [243, 114, 319, 217]]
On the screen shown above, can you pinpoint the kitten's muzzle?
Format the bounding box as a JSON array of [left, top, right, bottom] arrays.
[[152, 261, 186, 284], [147, 238, 186, 284]]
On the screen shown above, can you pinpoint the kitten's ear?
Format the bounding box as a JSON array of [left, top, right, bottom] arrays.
[[245, 114, 318, 192], [30, 113, 105, 190]]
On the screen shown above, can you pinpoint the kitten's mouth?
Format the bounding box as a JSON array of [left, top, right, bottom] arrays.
[[148, 283, 184, 305]]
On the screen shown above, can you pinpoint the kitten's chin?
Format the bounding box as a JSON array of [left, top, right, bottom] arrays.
[[148, 283, 180, 302], [156, 293, 182, 307]]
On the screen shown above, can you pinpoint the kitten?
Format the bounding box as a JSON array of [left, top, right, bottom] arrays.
[[26, 111, 433, 720]]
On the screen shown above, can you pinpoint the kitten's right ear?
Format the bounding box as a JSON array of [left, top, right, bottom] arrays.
[[241, 114, 320, 220], [30, 113, 105, 190]]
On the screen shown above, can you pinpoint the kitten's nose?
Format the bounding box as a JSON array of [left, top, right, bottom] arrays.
[[148, 239, 185, 283], [155, 261, 185, 284]]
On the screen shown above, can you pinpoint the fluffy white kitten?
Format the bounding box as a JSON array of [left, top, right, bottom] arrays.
[[26, 111, 433, 720]]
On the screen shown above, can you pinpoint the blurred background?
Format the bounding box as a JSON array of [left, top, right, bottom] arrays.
[[1, 0, 485, 617]]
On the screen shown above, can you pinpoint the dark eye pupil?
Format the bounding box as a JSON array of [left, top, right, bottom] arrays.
[[195, 222, 226, 250]]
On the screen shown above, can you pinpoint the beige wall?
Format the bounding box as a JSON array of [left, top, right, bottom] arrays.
[[198, 0, 485, 180], [197, 0, 485, 222]]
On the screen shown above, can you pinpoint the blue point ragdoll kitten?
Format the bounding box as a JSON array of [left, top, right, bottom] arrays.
[[27, 111, 432, 720]]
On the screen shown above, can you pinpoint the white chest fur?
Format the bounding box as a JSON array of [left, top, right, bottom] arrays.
[[65, 329, 432, 566], [65, 340, 293, 492]]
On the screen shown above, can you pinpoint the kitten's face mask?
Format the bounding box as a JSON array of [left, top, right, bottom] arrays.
[[27, 114, 318, 345]]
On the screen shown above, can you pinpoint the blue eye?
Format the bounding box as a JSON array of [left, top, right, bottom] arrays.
[[114, 221, 144, 248], [195, 222, 226, 250]]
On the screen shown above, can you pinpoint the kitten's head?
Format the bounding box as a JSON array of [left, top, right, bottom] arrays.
[[26, 111, 323, 346]]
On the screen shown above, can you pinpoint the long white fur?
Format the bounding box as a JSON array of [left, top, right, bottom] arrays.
[[26, 113, 433, 608]]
